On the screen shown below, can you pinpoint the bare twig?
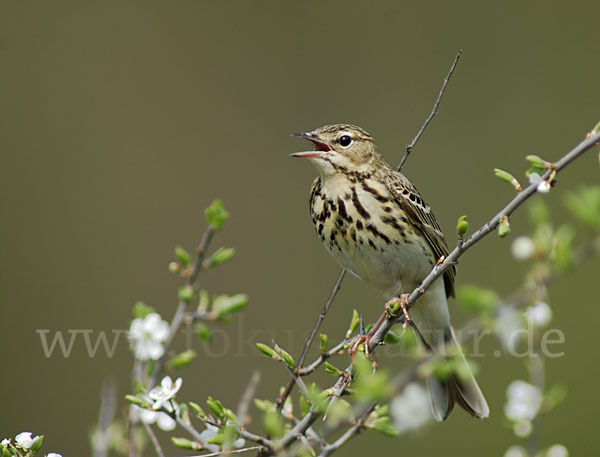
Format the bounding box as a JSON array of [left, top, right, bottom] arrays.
[[237, 371, 261, 427], [93, 377, 118, 457], [397, 49, 462, 172], [185, 446, 265, 457], [143, 423, 166, 457], [150, 226, 216, 387], [277, 269, 346, 410]]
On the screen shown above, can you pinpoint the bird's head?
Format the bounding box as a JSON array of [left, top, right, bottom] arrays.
[[291, 124, 380, 176]]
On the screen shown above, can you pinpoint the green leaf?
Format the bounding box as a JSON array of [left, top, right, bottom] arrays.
[[171, 437, 200, 450], [494, 168, 522, 191], [383, 330, 402, 345], [189, 402, 206, 418], [526, 154, 552, 170], [347, 309, 360, 337], [276, 346, 296, 370], [552, 224, 575, 271], [256, 343, 277, 359], [2, 446, 11, 457], [206, 247, 236, 267], [324, 362, 343, 376], [132, 301, 155, 319], [299, 395, 310, 416], [254, 398, 276, 413], [319, 333, 328, 353], [370, 416, 398, 436], [197, 289, 210, 313], [205, 199, 230, 230], [456, 284, 499, 312], [207, 433, 225, 445], [353, 353, 390, 402], [213, 294, 248, 317], [196, 322, 212, 341], [168, 349, 197, 370], [175, 246, 192, 267], [178, 285, 194, 302], [263, 411, 284, 439], [498, 215, 510, 238], [30, 435, 44, 452], [207, 396, 225, 419], [125, 394, 151, 409], [456, 215, 469, 239], [564, 186, 600, 231]]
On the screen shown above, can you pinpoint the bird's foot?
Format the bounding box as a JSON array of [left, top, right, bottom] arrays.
[[384, 294, 412, 328]]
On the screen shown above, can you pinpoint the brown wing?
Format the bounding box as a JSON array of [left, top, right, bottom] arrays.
[[384, 172, 456, 298]]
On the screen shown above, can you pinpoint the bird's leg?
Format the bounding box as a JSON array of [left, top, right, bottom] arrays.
[[384, 294, 412, 328]]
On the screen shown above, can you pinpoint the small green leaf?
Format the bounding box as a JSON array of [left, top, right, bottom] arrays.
[[30, 435, 44, 452], [456, 215, 469, 239], [263, 411, 284, 439], [319, 333, 328, 353], [196, 322, 212, 341], [299, 395, 310, 416], [207, 396, 225, 419], [370, 416, 398, 436], [276, 346, 297, 370], [456, 285, 499, 312], [206, 247, 236, 267], [178, 285, 194, 302], [346, 309, 360, 337], [132, 301, 155, 319], [256, 343, 278, 359], [171, 437, 200, 450], [168, 261, 180, 274], [189, 402, 206, 418], [254, 398, 276, 413], [494, 168, 522, 192], [2, 445, 11, 457], [205, 199, 230, 230], [498, 215, 510, 238], [125, 394, 151, 409], [213, 294, 248, 317], [324, 362, 343, 376], [197, 289, 210, 313], [207, 433, 225, 445], [564, 186, 600, 231], [175, 246, 192, 267], [384, 330, 402, 345], [168, 349, 197, 370], [526, 154, 552, 169]]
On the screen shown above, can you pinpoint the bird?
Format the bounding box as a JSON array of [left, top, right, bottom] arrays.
[[291, 123, 489, 421]]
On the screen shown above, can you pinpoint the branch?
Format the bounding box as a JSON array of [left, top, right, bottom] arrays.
[[143, 423, 166, 457], [276, 269, 346, 410], [150, 226, 216, 387], [397, 50, 462, 172], [274, 128, 600, 454]]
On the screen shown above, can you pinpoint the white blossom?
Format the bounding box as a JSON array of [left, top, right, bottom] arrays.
[[129, 313, 169, 361], [511, 236, 535, 260], [529, 173, 551, 194], [525, 301, 552, 327], [149, 376, 182, 410], [136, 405, 177, 431], [505, 380, 542, 421], [504, 445, 528, 457], [495, 305, 524, 349], [47, 453, 63, 457], [1, 439, 9, 448], [547, 444, 569, 457], [390, 383, 432, 433], [15, 432, 39, 449], [513, 419, 533, 437], [199, 424, 245, 452]]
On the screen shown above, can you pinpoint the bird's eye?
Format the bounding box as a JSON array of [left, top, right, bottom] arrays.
[[339, 135, 352, 147]]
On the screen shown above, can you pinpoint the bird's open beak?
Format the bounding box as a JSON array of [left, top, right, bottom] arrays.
[[290, 131, 332, 159]]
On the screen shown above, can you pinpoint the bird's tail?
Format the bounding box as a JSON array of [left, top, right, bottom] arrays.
[[426, 327, 490, 421]]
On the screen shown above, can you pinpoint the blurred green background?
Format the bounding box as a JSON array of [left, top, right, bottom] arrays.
[[1, 0, 599, 455]]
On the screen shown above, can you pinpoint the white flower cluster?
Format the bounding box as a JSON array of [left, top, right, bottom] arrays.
[[529, 173, 551, 194], [390, 383, 432, 433], [504, 379, 543, 437], [1, 432, 61, 456], [134, 375, 183, 431], [129, 313, 170, 360]]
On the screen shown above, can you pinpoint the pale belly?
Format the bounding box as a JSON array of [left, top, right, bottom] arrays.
[[311, 178, 436, 298]]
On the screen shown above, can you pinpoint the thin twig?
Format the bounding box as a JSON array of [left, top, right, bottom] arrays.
[[150, 226, 216, 387], [276, 269, 346, 410], [93, 377, 117, 457], [143, 423, 165, 457], [397, 49, 462, 172], [185, 446, 265, 457], [237, 371, 261, 427]]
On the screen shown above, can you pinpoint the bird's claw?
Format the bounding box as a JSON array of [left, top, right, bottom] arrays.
[[384, 294, 412, 328]]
